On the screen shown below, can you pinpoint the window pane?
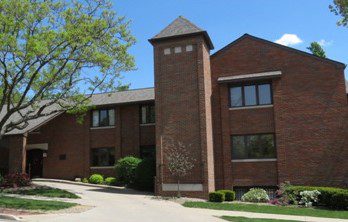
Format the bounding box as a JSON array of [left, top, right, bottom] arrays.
[[91, 148, 115, 166], [247, 134, 275, 159], [149, 105, 155, 123], [244, 85, 257, 106], [92, 110, 99, 127], [258, 84, 272, 105], [232, 136, 247, 159], [109, 109, 115, 126], [230, 87, 243, 107], [141, 106, 147, 124], [99, 110, 108, 126]]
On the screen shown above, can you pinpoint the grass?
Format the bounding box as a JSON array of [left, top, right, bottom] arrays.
[[0, 195, 77, 211], [183, 202, 348, 219], [2, 187, 80, 199], [221, 216, 300, 222]]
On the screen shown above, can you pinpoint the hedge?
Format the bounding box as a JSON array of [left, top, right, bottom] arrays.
[[217, 190, 235, 201], [285, 186, 348, 209], [209, 191, 225, 202]]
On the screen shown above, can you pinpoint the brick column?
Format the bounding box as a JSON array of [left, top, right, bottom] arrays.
[[8, 134, 27, 174]]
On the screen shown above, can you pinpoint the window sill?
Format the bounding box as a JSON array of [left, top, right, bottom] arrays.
[[232, 158, 277, 163], [229, 104, 273, 110], [90, 166, 114, 170], [90, 126, 115, 130], [140, 123, 155, 126]]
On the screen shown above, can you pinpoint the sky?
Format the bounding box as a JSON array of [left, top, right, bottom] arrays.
[[107, 0, 348, 89]]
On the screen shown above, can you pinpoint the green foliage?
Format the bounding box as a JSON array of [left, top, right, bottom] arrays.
[[241, 188, 270, 203], [88, 174, 103, 184], [104, 177, 117, 186], [209, 191, 225, 202], [307, 42, 326, 58], [3, 187, 79, 199], [221, 216, 300, 222], [115, 156, 141, 185], [285, 186, 348, 209], [0, 0, 135, 136], [217, 190, 235, 201], [135, 158, 156, 191], [330, 0, 348, 27], [82, 178, 89, 183]]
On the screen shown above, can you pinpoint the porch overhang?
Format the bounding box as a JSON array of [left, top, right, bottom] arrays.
[[217, 70, 282, 83], [27, 143, 48, 151]]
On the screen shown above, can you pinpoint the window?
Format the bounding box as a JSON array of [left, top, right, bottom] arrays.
[[164, 48, 171, 55], [140, 104, 155, 124], [174, 46, 182, 53], [231, 134, 276, 160], [230, 83, 272, 107], [91, 148, 115, 167], [91, 109, 115, 127], [140, 145, 156, 159], [186, 45, 193, 52]]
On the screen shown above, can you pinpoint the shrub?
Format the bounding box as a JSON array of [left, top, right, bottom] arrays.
[[115, 156, 141, 186], [285, 185, 348, 209], [82, 178, 89, 183], [217, 190, 235, 201], [88, 174, 103, 184], [3, 173, 31, 188], [299, 190, 320, 207], [241, 188, 270, 203], [104, 177, 117, 186], [209, 191, 225, 202], [135, 158, 156, 191]]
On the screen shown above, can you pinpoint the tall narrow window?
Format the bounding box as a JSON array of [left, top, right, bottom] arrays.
[[140, 104, 155, 124], [230, 86, 243, 107], [230, 83, 272, 107], [91, 109, 115, 127]]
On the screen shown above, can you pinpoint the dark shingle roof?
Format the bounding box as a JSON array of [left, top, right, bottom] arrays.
[[3, 87, 154, 135], [149, 16, 214, 49]]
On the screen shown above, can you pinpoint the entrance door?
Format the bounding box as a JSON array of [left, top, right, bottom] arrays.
[[26, 149, 43, 178]]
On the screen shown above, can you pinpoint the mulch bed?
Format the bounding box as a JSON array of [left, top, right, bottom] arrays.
[[0, 207, 39, 216]]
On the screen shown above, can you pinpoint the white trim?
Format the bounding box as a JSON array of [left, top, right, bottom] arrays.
[[218, 71, 282, 83], [232, 159, 277, 163], [229, 104, 273, 110], [140, 123, 155, 126], [90, 126, 115, 130], [162, 183, 203, 191], [90, 166, 114, 170], [27, 143, 48, 150]]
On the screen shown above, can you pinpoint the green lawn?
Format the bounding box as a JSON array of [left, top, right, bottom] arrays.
[[183, 202, 348, 219], [3, 187, 80, 199], [221, 216, 300, 222], [0, 195, 77, 211]]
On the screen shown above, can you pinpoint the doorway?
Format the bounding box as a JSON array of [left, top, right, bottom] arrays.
[[26, 149, 43, 178]]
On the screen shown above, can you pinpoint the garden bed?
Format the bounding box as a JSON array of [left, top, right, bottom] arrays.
[[1, 185, 80, 199]]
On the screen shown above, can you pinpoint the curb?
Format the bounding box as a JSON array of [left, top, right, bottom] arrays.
[[0, 214, 21, 221]]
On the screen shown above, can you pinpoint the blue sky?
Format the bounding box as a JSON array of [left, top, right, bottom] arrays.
[[110, 0, 348, 89]]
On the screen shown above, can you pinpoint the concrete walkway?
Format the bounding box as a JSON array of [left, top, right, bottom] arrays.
[[18, 180, 347, 222]]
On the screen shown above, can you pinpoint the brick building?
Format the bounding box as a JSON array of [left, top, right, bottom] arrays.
[[0, 16, 347, 198]]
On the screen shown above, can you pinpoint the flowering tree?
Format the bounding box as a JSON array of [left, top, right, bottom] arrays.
[[165, 138, 195, 197]]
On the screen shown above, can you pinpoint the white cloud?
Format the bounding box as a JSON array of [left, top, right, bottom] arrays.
[[275, 34, 303, 46], [318, 39, 333, 47]]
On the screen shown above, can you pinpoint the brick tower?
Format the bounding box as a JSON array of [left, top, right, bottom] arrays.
[[149, 16, 215, 198]]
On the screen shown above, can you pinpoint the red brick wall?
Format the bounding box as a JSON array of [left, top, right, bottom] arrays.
[[27, 103, 155, 180], [153, 35, 215, 198], [211, 35, 348, 189]]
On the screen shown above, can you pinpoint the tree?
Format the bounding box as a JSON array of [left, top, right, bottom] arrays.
[[330, 0, 348, 27], [307, 42, 326, 58], [165, 137, 196, 197], [0, 0, 135, 138]]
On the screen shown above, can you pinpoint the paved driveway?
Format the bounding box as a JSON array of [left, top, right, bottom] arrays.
[[23, 181, 223, 222]]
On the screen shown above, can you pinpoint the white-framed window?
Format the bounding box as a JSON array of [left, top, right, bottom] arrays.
[[164, 48, 171, 55], [91, 109, 115, 127], [140, 104, 155, 124], [186, 45, 193, 52], [174, 46, 182, 53]]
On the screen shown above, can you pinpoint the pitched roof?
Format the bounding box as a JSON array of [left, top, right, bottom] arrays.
[[211, 34, 346, 68], [3, 87, 154, 136], [149, 16, 214, 49]]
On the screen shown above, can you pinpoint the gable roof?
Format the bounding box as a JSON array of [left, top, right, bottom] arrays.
[[3, 87, 155, 136], [149, 16, 214, 49], [211, 34, 346, 68]]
